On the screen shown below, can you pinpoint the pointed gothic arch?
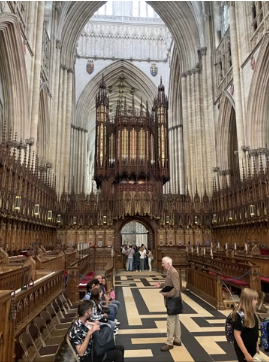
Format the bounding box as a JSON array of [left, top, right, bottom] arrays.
[[75, 60, 158, 130], [216, 93, 239, 172], [0, 13, 29, 140], [246, 32, 269, 149]]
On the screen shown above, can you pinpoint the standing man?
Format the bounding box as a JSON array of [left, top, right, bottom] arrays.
[[154, 256, 182, 351]]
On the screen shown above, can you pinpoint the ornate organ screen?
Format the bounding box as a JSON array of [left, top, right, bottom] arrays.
[[130, 128, 136, 161]]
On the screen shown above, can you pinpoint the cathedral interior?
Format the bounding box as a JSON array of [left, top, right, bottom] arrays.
[[1, 1, 269, 361]]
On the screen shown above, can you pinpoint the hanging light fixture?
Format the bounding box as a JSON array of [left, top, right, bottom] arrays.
[[228, 210, 233, 221], [250, 205, 255, 217], [34, 204, 40, 215], [73, 216, 77, 225], [47, 210, 52, 220], [103, 215, 107, 224], [212, 214, 217, 223], [15, 196, 21, 210], [57, 214, 62, 223]]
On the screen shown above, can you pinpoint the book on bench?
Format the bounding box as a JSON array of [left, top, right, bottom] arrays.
[[159, 286, 174, 293]]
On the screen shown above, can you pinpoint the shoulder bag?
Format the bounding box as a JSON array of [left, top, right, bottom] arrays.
[[166, 295, 183, 315]]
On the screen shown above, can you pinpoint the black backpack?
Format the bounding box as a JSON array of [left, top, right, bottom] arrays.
[[92, 324, 115, 357]]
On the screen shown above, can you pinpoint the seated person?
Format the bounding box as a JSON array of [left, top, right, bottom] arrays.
[[84, 278, 99, 300], [69, 300, 124, 362], [90, 288, 117, 334], [101, 276, 120, 309], [96, 275, 119, 323]]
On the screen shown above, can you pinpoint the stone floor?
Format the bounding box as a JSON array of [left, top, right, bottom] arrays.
[[56, 271, 269, 362]]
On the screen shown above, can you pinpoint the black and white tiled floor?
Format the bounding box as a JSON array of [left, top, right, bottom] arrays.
[[57, 272, 269, 362]]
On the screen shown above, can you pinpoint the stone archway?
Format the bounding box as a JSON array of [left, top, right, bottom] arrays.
[[114, 216, 156, 251], [114, 215, 157, 271]]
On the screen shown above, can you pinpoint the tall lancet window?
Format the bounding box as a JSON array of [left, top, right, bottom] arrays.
[[221, 2, 230, 37]]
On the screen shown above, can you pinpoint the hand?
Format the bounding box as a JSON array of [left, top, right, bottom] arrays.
[[154, 282, 161, 288], [162, 292, 167, 296], [256, 347, 260, 354], [90, 324, 100, 333], [244, 353, 254, 362], [94, 320, 99, 325], [105, 294, 110, 301]]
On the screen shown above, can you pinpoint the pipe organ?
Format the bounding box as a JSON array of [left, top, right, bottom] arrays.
[[94, 77, 170, 196]]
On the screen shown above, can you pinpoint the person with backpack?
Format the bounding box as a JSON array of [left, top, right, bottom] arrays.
[[69, 300, 125, 362], [232, 288, 259, 362]]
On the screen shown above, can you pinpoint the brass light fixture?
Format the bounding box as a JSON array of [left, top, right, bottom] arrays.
[[194, 216, 198, 224], [228, 210, 233, 221], [47, 210, 52, 220], [34, 204, 40, 215], [103, 215, 107, 224], [15, 196, 21, 210], [57, 214, 62, 223], [250, 204, 255, 217], [212, 214, 217, 223], [73, 216, 77, 224]]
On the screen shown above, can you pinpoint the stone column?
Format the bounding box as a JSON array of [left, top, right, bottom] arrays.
[[59, 67, 67, 190], [30, 1, 45, 152], [200, 47, 211, 189], [229, 2, 245, 163], [190, 70, 196, 194], [56, 65, 64, 191], [77, 130, 82, 192], [181, 72, 189, 194], [194, 67, 203, 193], [64, 69, 73, 186], [50, 40, 61, 172]]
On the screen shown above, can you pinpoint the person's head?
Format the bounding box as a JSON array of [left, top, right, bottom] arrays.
[[86, 278, 100, 293], [233, 288, 258, 328], [162, 256, 172, 270], [78, 300, 94, 319], [90, 287, 102, 304], [240, 288, 258, 310], [96, 274, 102, 284], [101, 277, 106, 286]]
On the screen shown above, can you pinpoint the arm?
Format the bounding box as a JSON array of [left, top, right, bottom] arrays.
[[76, 325, 99, 357], [234, 330, 253, 362], [165, 271, 179, 298]]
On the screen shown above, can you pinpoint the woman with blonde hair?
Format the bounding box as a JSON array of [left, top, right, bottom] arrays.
[[232, 288, 259, 362]]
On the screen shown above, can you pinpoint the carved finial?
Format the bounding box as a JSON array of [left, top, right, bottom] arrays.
[[259, 153, 264, 175], [23, 144, 28, 166], [8, 127, 13, 142], [253, 156, 257, 177], [81, 175, 85, 195], [242, 159, 246, 181], [71, 175, 75, 194], [31, 151, 35, 172], [62, 176, 66, 194], [124, 96, 127, 114], [247, 156, 252, 179], [2, 117, 7, 143], [213, 176, 216, 193]]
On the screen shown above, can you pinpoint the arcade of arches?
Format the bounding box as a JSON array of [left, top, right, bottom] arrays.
[[1, 1, 269, 362]]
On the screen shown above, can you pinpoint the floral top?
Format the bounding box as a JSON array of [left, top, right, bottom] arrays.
[[91, 301, 104, 321], [69, 319, 92, 361]]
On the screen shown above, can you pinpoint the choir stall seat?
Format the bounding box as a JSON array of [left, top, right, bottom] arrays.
[[19, 332, 55, 362], [33, 317, 63, 346], [40, 311, 67, 338], [26, 324, 60, 354]]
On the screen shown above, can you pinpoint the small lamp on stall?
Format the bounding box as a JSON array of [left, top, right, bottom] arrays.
[[194, 216, 198, 225], [73, 216, 77, 225], [234, 242, 237, 250], [212, 214, 217, 224], [34, 204, 40, 216], [225, 242, 228, 250], [228, 210, 233, 221], [57, 214, 62, 224], [47, 210, 52, 220], [210, 248, 213, 257], [15, 196, 21, 210], [250, 205, 255, 217]]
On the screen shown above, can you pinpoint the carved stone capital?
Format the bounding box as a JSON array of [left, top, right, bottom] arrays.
[[180, 72, 187, 78], [60, 64, 67, 70], [186, 70, 192, 76], [56, 40, 62, 49], [199, 47, 207, 57]]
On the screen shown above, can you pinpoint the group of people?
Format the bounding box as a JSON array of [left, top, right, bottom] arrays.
[[122, 244, 153, 271], [68, 257, 262, 362], [69, 274, 124, 361]]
